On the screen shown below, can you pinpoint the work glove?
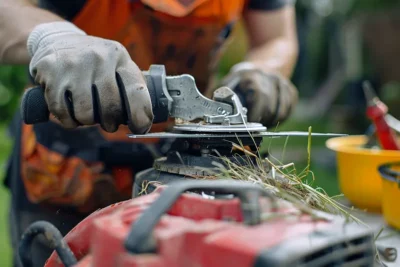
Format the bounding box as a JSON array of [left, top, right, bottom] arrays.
[[27, 21, 153, 134], [220, 62, 298, 127]]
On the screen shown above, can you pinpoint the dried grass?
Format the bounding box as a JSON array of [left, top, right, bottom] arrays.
[[198, 126, 366, 225]]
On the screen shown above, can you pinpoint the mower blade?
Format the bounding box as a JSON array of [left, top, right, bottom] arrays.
[[128, 131, 347, 139]]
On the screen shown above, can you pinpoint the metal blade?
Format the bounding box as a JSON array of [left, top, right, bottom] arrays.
[[385, 114, 400, 133], [128, 131, 347, 139]]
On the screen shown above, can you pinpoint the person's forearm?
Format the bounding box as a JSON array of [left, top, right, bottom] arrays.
[[240, 6, 299, 78], [244, 37, 298, 78], [0, 0, 64, 65]]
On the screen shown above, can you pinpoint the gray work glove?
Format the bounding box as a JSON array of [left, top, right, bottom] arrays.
[[27, 22, 153, 134], [221, 62, 298, 127]]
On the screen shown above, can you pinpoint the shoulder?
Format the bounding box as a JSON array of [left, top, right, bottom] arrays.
[[246, 0, 296, 11]]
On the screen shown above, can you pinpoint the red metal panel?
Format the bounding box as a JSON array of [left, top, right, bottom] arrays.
[[45, 189, 324, 267]]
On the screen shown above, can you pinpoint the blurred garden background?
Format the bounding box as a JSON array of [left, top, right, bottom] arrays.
[[1, 0, 400, 265]]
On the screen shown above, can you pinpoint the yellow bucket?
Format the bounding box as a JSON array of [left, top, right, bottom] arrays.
[[326, 135, 400, 212], [378, 163, 400, 229]]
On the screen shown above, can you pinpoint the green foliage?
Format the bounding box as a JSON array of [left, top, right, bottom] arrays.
[[298, 0, 400, 17], [0, 124, 12, 267], [0, 65, 25, 266], [0, 65, 27, 123], [349, 0, 400, 12]]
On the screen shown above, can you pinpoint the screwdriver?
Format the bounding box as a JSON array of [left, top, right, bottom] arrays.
[[363, 81, 400, 150]]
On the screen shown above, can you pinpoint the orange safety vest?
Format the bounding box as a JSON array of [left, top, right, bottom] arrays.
[[20, 0, 247, 213]]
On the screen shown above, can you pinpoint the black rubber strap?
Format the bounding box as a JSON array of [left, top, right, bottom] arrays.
[[18, 221, 77, 267], [378, 163, 400, 183], [143, 65, 169, 123]]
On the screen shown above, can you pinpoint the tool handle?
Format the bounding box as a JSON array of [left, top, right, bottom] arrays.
[[21, 65, 169, 125]]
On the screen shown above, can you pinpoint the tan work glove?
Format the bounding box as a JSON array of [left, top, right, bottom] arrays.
[[220, 62, 298, 127], [27, 21, 153, 134]]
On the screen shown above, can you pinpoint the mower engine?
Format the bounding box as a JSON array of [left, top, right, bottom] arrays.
[[19, 65, 374, 267], [22, 180, 376, 267]]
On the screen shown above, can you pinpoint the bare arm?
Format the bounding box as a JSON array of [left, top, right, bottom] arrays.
[[242, 5, 298, 78], [0, 0, 64, 65]]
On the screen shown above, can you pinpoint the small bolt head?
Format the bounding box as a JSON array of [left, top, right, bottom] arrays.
[[217, 107, 224, 114], [222, 118, 230, 126]]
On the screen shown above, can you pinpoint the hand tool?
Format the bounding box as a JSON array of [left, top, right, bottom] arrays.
[[363, 81, 400, 150], [21, 65, 345, 139], [21, 65, 347, 194]]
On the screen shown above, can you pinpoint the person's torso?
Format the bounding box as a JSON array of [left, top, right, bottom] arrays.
[[38, 0, 246, 91]]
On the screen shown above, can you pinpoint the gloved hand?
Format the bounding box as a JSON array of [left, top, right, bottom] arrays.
[[220, 62, 298, 127], [27, 21, 153, 134]]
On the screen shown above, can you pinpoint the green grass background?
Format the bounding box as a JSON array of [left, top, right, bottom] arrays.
[[0, 124, 12, 266]]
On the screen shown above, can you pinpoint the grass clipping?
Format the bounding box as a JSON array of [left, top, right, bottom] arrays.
[[202, 126, 363, 224]]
